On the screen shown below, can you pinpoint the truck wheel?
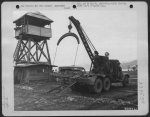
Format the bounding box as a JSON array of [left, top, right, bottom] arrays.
[[93, 78, 103, 93], [122, 75, 129, 87], [103, 77, 111, 91]]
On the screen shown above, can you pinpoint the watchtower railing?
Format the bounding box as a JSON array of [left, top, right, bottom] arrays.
[[14, 24, 52, 39]]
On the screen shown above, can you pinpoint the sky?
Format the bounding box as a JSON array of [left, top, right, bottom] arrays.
[[2, 9, 137, 71]]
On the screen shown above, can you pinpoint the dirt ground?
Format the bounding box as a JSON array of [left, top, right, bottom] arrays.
[[14, 77, 138, 111]]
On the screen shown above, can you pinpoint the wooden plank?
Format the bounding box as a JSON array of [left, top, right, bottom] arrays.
[[27, 25, 40, 36], [26, 25, 51, 38], [15, 25, 52, 39], [41, 27, 51, 37]]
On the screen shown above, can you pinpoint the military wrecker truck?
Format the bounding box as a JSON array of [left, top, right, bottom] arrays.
[[57, 16, 129, 94]]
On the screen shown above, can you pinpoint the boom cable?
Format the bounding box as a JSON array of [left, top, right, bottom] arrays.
[[73, 44, 79, 66]]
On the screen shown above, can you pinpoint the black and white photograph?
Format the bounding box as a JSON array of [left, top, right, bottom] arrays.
[[2, 1, 148, 116]]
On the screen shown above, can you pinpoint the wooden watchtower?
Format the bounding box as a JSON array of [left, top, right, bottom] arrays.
[[13, 12, 54, 83], [13, 12, 53, 64]]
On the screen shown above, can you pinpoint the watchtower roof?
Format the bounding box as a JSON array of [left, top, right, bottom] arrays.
[[13, 12, 53, 26]]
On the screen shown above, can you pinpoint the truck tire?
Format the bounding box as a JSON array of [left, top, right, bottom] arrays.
[[103, 77, 111, 91], [92, 78, 103, 93], [122, 75, 129, 87]]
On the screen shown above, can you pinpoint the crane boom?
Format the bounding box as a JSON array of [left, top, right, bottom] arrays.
[[69, 16, 96, 65]]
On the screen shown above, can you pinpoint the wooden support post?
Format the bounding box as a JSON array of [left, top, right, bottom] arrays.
[[27, 39, 31, 63], [50, 24, 52, 38], [36, 42, 38, 62], [45, 40, 51, 64]]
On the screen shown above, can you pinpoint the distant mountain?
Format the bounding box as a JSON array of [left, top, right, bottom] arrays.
[[121, 60, 137, 69]]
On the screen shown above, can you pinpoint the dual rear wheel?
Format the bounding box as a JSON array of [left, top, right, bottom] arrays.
[[71, 76, 129, 94], [91, 77, 111, 94]]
